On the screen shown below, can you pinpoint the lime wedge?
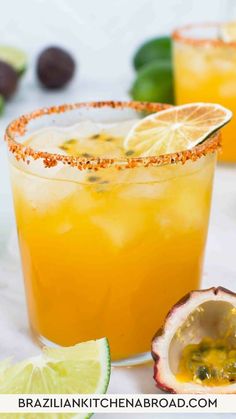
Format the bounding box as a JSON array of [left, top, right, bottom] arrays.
[[124, 103, 232, 157], [0, 338, 110, 419], [0, 45, 27, 75], [220, 22, 236, 42], [0, 95, 4, 115]]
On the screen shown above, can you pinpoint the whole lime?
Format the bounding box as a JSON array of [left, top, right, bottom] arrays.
[[0, 94, 5, 115], [130, 60, 174, 104], [133, 36, 172, 71]]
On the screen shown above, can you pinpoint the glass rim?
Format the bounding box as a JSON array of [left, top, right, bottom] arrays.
[[5, 100, 221, 171], [172, 22, 236, 48]]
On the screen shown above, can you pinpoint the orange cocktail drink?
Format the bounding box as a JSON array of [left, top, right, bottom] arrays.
[[6, 102, 219, 364], [173, 23, 236, 162]]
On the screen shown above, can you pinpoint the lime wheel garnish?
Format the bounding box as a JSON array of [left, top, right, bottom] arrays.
[[124, 103, 232, 157]]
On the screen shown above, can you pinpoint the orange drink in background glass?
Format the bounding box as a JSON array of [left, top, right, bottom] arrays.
[[6, 102, 219, 365], [173, 23, 236, 162]]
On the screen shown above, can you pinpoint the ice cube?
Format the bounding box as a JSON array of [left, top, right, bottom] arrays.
[[25, 127, 69, 149], [26, 119, 133, 151], [91, 206, 145, 247], [11, 166, 78, 214], [102, 119, 138, 137], [57, 222, 73, 234], [120, 182, 167, 200], [119, 167, 168, 199], [220, 81, 236, 98], [170, 189, 206, 229]]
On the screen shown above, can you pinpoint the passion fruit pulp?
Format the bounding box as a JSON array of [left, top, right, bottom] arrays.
[[152, 287, 236, 393], [177, 337, 236, 385]]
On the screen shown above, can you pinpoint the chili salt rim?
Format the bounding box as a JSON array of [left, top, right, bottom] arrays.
[[173, 22, 236, 48], [5, 101, 221, 171]]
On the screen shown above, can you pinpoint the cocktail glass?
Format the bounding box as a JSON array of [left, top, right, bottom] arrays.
[[173, 23, 236, 162], [5, 101, 220, 365]]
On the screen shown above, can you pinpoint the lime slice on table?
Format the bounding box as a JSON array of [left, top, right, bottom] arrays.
[[0, 338, 110, 419], [124, 103, 232, 157], [220, 22, 236, 42], [0, 45, 27, 75]]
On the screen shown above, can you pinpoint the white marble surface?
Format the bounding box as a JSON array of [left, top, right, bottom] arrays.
[[0, 74, 236, 419]]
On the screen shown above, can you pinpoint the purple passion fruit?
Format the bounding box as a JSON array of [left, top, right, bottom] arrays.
[[0, 60, 18, 99], [37, 46, 76, 89]]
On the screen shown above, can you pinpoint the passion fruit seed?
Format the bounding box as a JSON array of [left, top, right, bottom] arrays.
[[59, 145, 68, 151], [100, 180, 109, 184], [37, 46, 76, 89], [198, 340, 210, 352], [125, 150, 135, 156], [225, 363, 236, 381], [59, 139, 78, 153], [196, 366, 211, 381], [91, 134, 100, 140], [0, 60, 18, 99], [88, 176, 101, 183], [65, 139, 77, 144], [82, 153, 92, 158]]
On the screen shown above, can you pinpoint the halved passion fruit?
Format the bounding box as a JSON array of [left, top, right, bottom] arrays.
[[152, 287, 236, 393]]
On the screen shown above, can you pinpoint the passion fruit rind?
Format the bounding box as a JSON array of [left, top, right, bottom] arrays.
[[152, 287, 236, 394]]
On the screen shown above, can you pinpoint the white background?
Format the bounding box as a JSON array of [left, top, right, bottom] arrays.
[[1, 0, 236, 82], [1, 0, 236, 418]]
